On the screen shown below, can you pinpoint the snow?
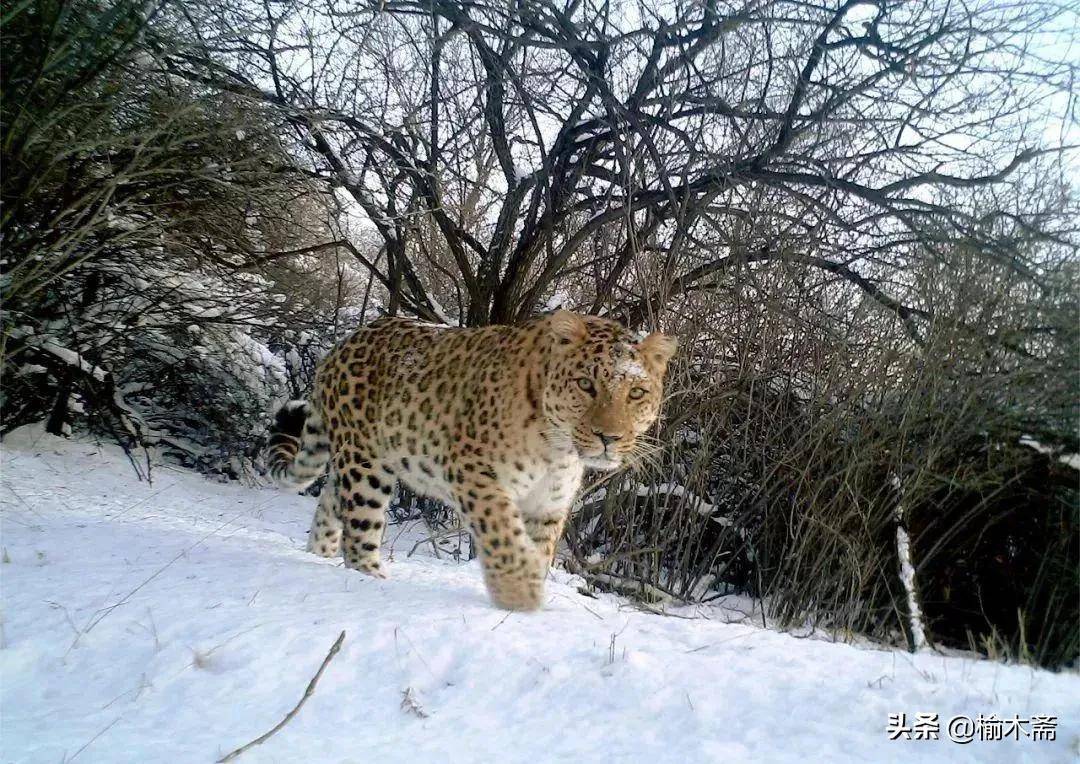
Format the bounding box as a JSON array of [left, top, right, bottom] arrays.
[[891, 474, 928, 651], [1060, 453, 1080, 471], [9, 328, 109, 382], [406, 319, 457, 330], [2, 427, 1078, 763], [426, 295, 458, 327], [543, 290, 570, 311], [38, 339, 108, 381], [1018, 435, 1079, 471], [614, 356, 648, 380], [633, 483, 718, 518], [894, 522, 927, 651]]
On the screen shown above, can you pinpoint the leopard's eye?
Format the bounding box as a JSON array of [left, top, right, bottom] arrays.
[[628, 387, 647, 400], [576, 377, 596, 395]]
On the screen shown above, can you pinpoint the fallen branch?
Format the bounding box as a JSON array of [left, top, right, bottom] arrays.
[[564, 557, 673, 604], [217, 630, 346, 763], [408, 525, 463, 558]]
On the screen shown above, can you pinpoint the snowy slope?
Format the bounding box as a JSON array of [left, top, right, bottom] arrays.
[[1, 428, 1076, 764]]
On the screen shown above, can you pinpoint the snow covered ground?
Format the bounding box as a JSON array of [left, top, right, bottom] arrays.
[[1, 427, 1077, 763]]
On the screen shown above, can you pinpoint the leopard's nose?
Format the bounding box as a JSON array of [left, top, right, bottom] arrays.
[[593, 430, 622, 447]]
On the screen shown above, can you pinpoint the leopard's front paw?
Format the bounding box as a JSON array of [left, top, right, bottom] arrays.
[[344, 556, 389, 579], [485, 573, 545, 611], [307, 533, 341, 558]]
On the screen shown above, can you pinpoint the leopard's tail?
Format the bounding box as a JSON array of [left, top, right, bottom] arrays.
[[266, 400, 330, 491]]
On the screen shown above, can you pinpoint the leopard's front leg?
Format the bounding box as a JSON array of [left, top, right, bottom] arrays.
[[455, 486, 547, 611], [523, 511, 568, 569], [518, 460, 580, 573]]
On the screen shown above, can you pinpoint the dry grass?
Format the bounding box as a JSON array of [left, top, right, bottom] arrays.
[[567, 258, 1078, 669]]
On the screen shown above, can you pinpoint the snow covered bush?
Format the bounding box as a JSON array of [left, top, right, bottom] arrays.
[[0, 0, 364, 477]]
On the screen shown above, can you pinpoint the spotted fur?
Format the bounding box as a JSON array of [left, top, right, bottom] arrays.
[[266, 310, 676, 610]]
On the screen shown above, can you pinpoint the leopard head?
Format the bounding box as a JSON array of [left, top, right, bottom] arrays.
[[543, 310, 677, 471]]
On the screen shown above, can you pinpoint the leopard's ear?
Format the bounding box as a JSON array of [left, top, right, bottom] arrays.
[[549, 310, 587, 344], [637, 332, 677, 371]]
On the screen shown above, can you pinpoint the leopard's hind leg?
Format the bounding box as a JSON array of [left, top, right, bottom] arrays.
[[306, 468, 343, 557], [336, 456, 395, 578]]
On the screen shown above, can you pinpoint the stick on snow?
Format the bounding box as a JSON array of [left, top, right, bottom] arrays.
[[216, 630, 346, 762]]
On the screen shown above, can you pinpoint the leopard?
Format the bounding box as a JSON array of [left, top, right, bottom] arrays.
[[266, 310, 676, 611]]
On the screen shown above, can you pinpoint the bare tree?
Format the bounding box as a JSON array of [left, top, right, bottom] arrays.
[[156, 0, 1075, 333]]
